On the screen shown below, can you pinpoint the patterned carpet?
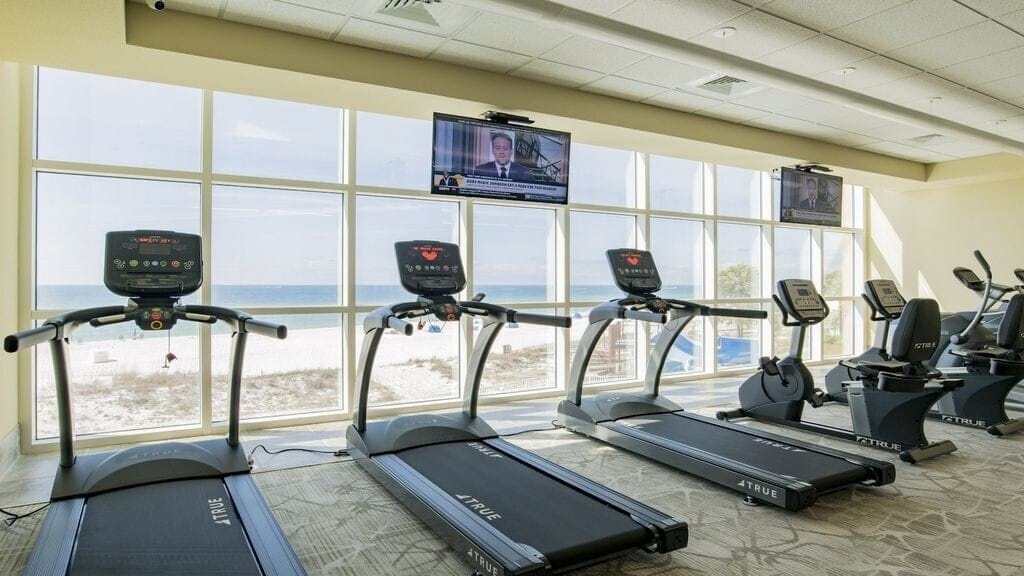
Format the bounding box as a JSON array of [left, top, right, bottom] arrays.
[[2, 404, 1023, 575]]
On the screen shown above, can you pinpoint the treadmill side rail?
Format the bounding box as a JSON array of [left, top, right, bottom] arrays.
[[23, 499, 83, 576], [226, 474, 308, 576], [366, 453, 550, 576], [486, 438, 688, 552]]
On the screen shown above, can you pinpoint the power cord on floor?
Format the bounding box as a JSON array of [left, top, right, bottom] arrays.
[[247, 444, 349, 467], [500, 420, 565, 437], [1, 503, 50, 527]]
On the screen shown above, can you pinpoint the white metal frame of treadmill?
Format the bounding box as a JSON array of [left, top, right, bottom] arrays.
[[346, 301, 688, 576], [558, 300, 896, 511], [5, 305, 305, 576]]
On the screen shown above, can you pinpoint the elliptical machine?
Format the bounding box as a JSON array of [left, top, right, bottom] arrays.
[[718, 279, 963, 463]]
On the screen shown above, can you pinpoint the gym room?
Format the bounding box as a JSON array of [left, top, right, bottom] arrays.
[[0, 1, 1022, 574]]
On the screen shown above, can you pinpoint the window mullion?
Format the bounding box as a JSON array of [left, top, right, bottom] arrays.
[[199, 89, 214, 435]]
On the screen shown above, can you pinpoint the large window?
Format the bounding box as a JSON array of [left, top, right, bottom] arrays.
[[26, 66, 866, 444]]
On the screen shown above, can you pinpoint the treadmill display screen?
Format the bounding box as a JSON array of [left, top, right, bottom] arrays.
[[864, 279, 905, 316], [104, 230, 202, 298], [395, 240, 466, 296], [777, 279, 826, 321], [606, 249, 662, 295]]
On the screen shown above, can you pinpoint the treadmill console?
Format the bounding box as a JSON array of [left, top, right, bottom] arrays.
[[953, 267, 984, 291], [864, 279, 906, 318], [395, 241, 465, 297], [776, 279, 827, 323], [607, 249, 662, 295], [104, 230, 202, 298]]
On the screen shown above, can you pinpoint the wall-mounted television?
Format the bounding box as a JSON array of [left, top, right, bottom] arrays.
[[779, 167, 843, 227], [431, 113, 571, 205]]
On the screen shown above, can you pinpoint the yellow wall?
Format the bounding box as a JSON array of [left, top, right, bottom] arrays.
[[0, 61, 20, 440], [868, 179, 1024, 312]]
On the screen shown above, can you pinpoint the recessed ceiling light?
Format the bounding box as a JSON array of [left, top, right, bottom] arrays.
[[712, 27, 736, 38], [928, 97, 943, 103], [833, 67, 856, 76]]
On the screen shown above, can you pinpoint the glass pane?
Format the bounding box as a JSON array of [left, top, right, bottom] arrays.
[[650, 155, 702, 213], [37, 67, 202, 171], [356, 195, 459, 305], [823, 231, 854, 297], [772, 305, 811, 358], [774, 227, 812, 286], [823, 300, 855, 358], [213, 92, 342, 182], [649, 217, 704, 299], [35, 322, 200, 439], [213, 186, 343, 307], [570, 307, 637, 386], [653, 317, 705, 377], [213, 314, 343, 421], [35, 173, 201, 309], [480, 309, 558, 396], [356, 112, 431, 190], [569, 144, 636, 207], [716, 223, 761, 299], [716, 304, 763, 369], [355, 312, 460, 405], [570, 212, 636, 301], [716, 165, 761, 219], [473, 205, 556, 303]]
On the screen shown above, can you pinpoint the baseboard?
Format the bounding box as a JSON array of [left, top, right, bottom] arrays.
[[0, 426, 18, 478]]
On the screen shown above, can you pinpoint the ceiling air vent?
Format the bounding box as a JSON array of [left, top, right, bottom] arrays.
[[379, 0, 441, 26], [689, 73, 764, 98], [905, 133, 946, 146]]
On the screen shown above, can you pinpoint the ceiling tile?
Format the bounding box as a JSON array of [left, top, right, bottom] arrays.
[[759, 35, 873, 76], [581, 76, 668, 101], [817, 109, 895, 132], [938, 101, 1024, 127], [729, 88, 827, 114], [861, 73, 964, 104], [759, 0, 911, 32], [698, 103, 770, 122], [223, 0, 346, 39], [643, 89, 724, 112], [921, 139, 1004, 157], [860, 122, 938, 141], [822, 132, 883, 147], [996, 10, 1024, 34], [430, 40, 531, 73], [348, 1, 478, 36], [745, 114, 841, 138], [959, 0, 1024, 17], [687, 10, 816, 59], [548, 0, 635, 16], [936, 46, 1024, 86], [540, 36, 646, 74], [811, 56, 919, 90], [510, 59, 605, 88], [887, 21, 1024, 71], [281, 0, 355, 15], [857, 140, 929, 159], [609, 0, 752, 41], [156, 0, 223, 18], [336, 18, 444, 57], [776, 99, 863, 123], [831, 0, 985, 53], [614, 57, 715, 90], [976, 74, 1024, 100], [453, 13, 572, 57]]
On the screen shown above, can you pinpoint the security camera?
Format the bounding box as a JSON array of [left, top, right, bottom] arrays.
[[146, 0, 166, 10]]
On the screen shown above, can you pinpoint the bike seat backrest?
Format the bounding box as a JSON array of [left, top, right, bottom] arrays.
[[890, 298, 941, 363], [996, 294, 1024, 351]]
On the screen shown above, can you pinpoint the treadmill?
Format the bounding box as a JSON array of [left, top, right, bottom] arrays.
[[4, 230, 305, 576], [557, 249, 896, 511], [346, 241, 688, 576]]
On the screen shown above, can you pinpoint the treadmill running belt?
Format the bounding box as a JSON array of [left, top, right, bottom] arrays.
[[397, 441, 650, 569], [614, 413, 868, 492], [70, 478, 261, 576]]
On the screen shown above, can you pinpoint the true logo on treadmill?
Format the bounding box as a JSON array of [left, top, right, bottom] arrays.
[[455, 494, 502, 521], [752, 437, 806, 453], [467, 548, 499, 576], [941, 415, 985, 427], [208, 497, 232, 525], [736, 479, 779, 501], [856, 436, 902, 451], [466, 441, 503, 458]]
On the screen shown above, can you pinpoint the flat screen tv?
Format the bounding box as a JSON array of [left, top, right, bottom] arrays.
[[431, 113, 571, 204], [779, 167, 843, 227]]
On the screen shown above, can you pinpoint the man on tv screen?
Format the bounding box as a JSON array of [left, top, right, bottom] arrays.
[[474, 132, 533, 180], [798, 177, 819, 211]]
